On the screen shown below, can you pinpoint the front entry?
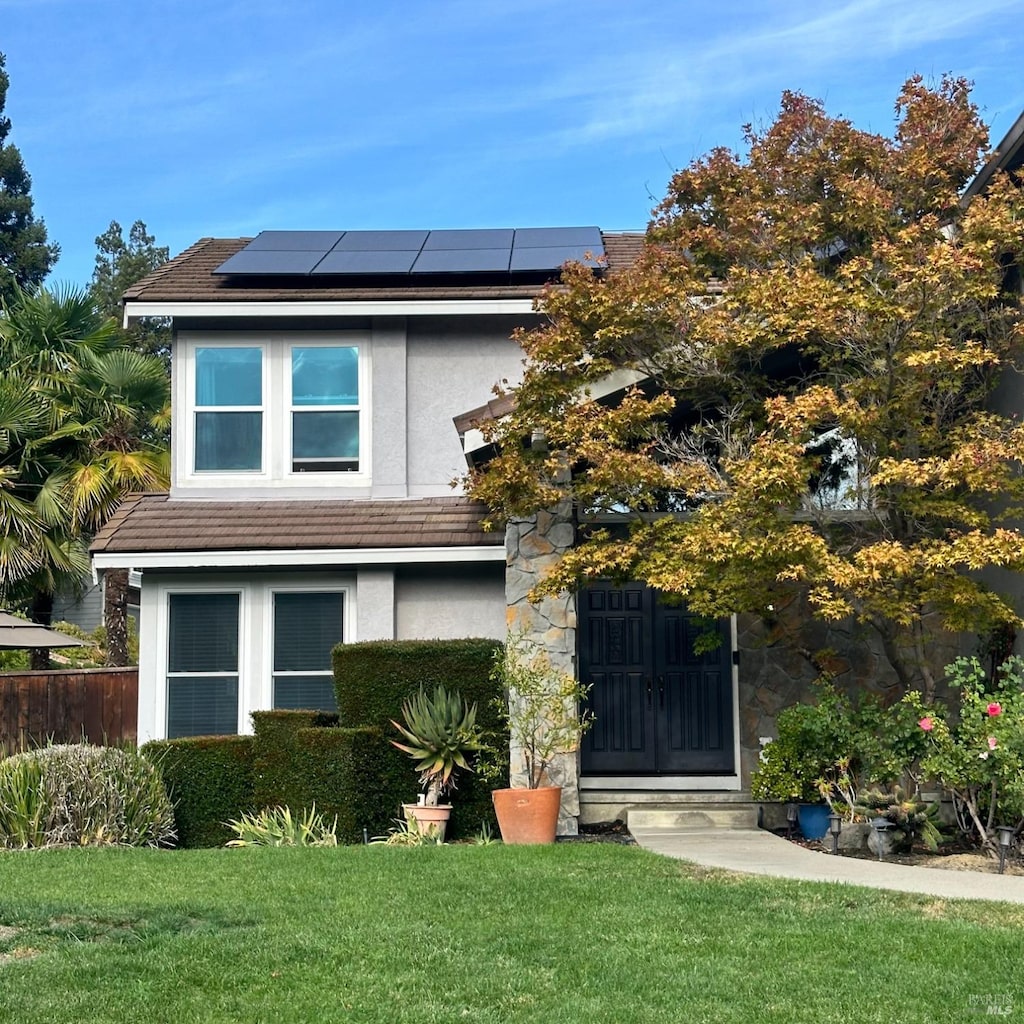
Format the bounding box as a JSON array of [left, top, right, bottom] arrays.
[[579, 582, 735, 775]]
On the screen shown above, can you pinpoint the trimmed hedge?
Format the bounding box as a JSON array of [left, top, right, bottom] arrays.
[[251, 710, 339, 811], [332, 638, 508, 838], [293, 726, 408, 843], [142, 735, 256, 848]]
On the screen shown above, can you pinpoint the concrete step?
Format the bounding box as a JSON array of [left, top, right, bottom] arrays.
[[628, 805, 758, 831]]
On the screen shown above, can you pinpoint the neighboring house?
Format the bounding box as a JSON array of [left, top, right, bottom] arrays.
[[52, 573, 141, 635], [90, 229, 638, 780]]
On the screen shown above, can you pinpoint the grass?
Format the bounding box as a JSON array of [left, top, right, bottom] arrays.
[[0, 843, 1020, 1023]]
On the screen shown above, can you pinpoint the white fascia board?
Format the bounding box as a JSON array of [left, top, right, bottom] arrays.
[[93, 545, 505, 571], [123, 298, 537, 325]]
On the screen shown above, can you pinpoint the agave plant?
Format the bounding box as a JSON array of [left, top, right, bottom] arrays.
[[391, 685, 484, 806]]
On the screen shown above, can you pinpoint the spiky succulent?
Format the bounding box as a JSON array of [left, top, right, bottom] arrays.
[[391, 686, 484, 804]]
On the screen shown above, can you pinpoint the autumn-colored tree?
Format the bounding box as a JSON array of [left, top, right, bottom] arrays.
[[470, 77, 1024, 699]]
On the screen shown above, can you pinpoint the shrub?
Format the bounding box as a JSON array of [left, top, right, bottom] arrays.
[[0, 743, 175, 848], [332, 639, 508, 838], [751, 684, 856, 805], [251, 710, 339, 811], [293, 725, 408, 843], [911, 656, 1024, 851], [333, 639, 503, 732], [142, 735, 255, 848], [226, 805, 338, 847]]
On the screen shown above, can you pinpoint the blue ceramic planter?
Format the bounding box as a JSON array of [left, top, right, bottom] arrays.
[[798, 803, 831, 840]]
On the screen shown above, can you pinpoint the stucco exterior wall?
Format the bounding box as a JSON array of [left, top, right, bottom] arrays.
[[395, 564, 506, 639], [406, 317, 525, 495]]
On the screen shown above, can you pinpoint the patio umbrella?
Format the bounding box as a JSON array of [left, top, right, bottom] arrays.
[[0, 611, 85, 649]]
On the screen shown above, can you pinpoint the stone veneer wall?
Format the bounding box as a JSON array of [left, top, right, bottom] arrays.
[[736, 597, 964, 787], [505, 500, 579, 835]]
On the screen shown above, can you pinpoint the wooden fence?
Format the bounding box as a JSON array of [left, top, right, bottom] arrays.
[[0, 667, 138, 755]]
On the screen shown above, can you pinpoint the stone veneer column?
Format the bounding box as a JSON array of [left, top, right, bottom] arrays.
[[505, 497, 579, 835]]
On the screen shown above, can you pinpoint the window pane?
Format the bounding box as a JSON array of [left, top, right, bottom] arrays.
[[292, 347, 358, 406], [196, 347, 262, 406], [274, 592, 344, 671], [292, 412, 358, 468], [273, 675, 338, 711], [168, 677, 238, 737], [196, 412, 262, 471], [169, 594, 239, 672]]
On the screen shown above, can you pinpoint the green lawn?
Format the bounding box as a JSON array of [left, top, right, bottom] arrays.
[[0, 843, 1019, 1023]]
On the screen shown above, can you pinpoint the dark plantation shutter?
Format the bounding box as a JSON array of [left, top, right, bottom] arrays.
[[168, 594, 239, 671], [273, 593, 342, 711], [167, 678, 239, 737], [273, 675, 337, 710], [273, 593, 343, 671], [167, 594, 239, 737]]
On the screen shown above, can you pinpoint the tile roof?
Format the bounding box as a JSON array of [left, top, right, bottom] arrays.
[[123, 232, 646, 305], [91, 494, 502, 554]]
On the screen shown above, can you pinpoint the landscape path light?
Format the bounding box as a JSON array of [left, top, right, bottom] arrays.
[[786, 802, 798, 839], [828, 812, 842, 855], [996, 826, 1015, 875], [870, 817, 894, 861]]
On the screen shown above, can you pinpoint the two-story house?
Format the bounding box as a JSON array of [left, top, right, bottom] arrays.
[[90, 228, 634, 755]]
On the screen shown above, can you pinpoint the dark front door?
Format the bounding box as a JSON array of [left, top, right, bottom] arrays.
[[580, 582, 734, 775]]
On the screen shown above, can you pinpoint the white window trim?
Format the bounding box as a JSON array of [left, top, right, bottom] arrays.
[[160, 585, 246, 739], [149, 576, 356, 740], [186, 339, 268, 480], [286, 341, 366, 478], [264, 582, 354, 712], [176, 331, 372, 491]]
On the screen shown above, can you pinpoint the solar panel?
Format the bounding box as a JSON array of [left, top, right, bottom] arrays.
[[514, 226, 603, 248], [412, 248, 512, 273], [510, 245, 604, 272], [213, 249, 328, 275], [332, 230, 429, 251], [422, 229, 514, 251], [213, 226, 607, 276], [245, 231, 344, 251], [312, 249, 419, 275]]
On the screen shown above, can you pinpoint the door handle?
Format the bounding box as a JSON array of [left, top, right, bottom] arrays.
[[658, 676, 665, 709], [645, 677, 652, 709]]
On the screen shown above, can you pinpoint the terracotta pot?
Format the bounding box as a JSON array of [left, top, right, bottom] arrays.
[[402, 803, 451, 842], [492, 786, 562, 844]]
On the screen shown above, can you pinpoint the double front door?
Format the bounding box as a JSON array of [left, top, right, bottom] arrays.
[[579, 582, 734, 775]]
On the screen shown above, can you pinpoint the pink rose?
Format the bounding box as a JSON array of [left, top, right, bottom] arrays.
[[987, 702, 1003, 717], [918, 717, 934, 732], [988, 736, 998, 750]]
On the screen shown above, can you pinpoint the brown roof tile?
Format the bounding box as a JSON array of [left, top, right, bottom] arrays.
[[91, 494, 502, 555], [123, 232, 646, 305]]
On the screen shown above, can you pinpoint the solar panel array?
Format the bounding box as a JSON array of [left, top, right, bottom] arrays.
[[213, 227, 605, 277]]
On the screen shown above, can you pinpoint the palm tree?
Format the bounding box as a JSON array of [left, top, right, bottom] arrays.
[[0, 285, 169, 666]]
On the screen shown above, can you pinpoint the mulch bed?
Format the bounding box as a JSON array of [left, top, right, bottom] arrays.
[[773, 827, 1024, 875], [557, 820, 636, 845]]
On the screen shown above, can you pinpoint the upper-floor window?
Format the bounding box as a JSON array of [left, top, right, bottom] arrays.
[[179, 333, 369, 489], [195, 347, 263, 472], [290, 346, 360, 473]]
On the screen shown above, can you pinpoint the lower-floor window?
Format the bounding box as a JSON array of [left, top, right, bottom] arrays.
[[167, 592, 239, 737], [273, 591, 343, 711]]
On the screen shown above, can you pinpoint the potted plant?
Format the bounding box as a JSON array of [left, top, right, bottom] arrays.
[[751, 687, 857, 840], [487, 636, 592, 844], [390, 685, 484, 842]]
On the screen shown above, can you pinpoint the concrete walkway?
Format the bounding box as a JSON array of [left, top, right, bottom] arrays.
[[630, 825, 1024, 904]]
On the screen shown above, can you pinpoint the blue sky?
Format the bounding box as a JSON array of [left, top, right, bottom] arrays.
[[4, 0, 1023, 286]]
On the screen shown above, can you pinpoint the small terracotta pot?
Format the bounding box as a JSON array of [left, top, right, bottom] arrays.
[[402, 803, 451, 842], [492, 786, 562, 844]]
